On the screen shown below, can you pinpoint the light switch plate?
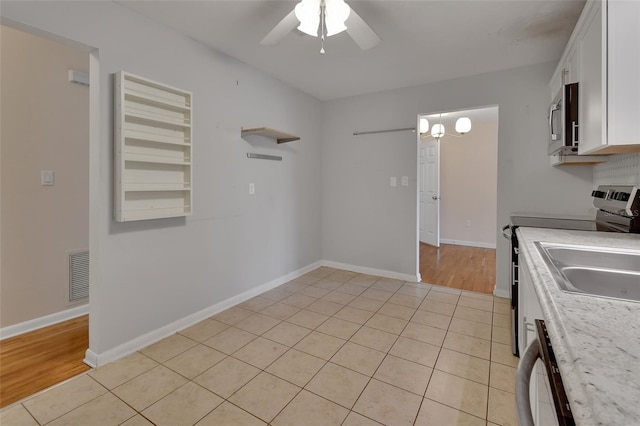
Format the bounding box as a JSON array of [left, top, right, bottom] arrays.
[[390, 177, 397, 187], [401, 176, 409, 186], [41, 170, 54, 186], [249, 183, 255, 195]]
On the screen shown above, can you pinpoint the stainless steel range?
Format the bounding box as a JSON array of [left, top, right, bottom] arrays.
[[502, 185, 640, 356]]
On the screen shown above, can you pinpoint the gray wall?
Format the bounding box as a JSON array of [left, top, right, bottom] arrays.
[[2, 1, 598, 360], [2, 1, 322, 356], [321, 63, 594, 296]]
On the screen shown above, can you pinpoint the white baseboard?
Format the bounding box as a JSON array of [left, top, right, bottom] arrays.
[[440, 239, 496, 249], [493, 286, 510, 299], [84, 261, 323, 368], [320, 260, 419, 283], [0, 304, 89, 340]]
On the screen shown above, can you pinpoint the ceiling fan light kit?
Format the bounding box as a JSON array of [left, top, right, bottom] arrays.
[[261, 0, 380, 53], [295, 0, 351, 38], [325, 0, 351, 36], [295, 0, 320, 36]]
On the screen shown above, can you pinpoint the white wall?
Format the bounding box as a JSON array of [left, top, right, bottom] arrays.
[[321, 63, 594, 296], [0, 25, 89, 327], [439, 115, 498, 247], [1, 2, 322, 359]]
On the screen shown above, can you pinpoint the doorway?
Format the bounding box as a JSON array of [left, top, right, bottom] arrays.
[[0, 23, 94, 407], [417, 106, 499, 293]]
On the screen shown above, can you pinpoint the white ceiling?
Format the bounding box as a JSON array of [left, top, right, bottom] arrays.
[[119, 0, 585, 101]]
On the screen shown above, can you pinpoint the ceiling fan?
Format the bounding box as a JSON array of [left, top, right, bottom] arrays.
[[261, 0, 381, 53]]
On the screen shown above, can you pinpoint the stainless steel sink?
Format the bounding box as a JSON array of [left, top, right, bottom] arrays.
[[535, 242, 640, 302]]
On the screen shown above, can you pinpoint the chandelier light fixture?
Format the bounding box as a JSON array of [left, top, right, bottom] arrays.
[[419, 115, 472, 141], [455, 117, 472, 134], [295, 0, 351, 53]]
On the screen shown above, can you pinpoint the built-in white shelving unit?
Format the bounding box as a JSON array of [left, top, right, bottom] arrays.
[[114, 71, 192, 222]]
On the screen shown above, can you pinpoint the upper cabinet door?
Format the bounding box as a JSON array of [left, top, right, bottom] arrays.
[[565, 44, 580, 85], [607, 0, 640, 149], [577, 1, 605, 155], [577, 0, 640, 155]]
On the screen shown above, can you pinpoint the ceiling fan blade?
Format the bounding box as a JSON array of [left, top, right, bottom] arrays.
[[345, 7, 381, 50], [261, 10, 299, 46]]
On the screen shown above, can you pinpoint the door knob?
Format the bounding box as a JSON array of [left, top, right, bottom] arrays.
[[432, 196, 439, 200]]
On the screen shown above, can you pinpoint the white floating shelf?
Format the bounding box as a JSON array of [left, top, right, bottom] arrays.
[[241, 127, 300, 144], [114, 71, 193, 222]]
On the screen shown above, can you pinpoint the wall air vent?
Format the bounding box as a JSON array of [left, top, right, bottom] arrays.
[[69, 250, 89, 302]]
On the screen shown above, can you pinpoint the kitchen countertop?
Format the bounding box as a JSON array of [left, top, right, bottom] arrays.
[[516, 227, 640, 426]]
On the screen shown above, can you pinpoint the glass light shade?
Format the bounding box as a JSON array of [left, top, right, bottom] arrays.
[[431, 123, 445, 138], [419, 118, 429, 134], [325, 0, 351, 36], [455, 117, 472, 134], [295, 0, 321, 37]]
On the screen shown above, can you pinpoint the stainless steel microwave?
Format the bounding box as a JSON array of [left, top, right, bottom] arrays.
[[548, 82, 579, 155]]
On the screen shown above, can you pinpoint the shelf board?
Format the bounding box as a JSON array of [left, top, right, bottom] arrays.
[[124, 89, 190, 112], [124, 153, 191, 166], [125, 112, 191, 130], [121, 206, 191, 222], [125, 135, 190, 147], [124, 183, 191, 192], [241, 127, 300, 144], [124, 128, 190, 147]]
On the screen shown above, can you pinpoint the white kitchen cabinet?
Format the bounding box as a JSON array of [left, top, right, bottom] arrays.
[[578, 0, 640, 154], [578, 1, 606, 155], [519, 255, 558, 426], [565, 46, 579, 86], [550, 0, 640, 156], [114, 71, 193, 222], [519, 255, 543, 360]]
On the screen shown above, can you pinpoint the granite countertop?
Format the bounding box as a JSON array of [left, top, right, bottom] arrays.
[[517, 227, 640, 426], [516, 227, 640, 426]]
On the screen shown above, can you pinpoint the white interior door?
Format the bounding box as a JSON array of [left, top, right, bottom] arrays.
[[419, 139, 440, 246]]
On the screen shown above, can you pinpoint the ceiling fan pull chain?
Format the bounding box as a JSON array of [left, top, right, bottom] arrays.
[[320, 2, 326, 54]]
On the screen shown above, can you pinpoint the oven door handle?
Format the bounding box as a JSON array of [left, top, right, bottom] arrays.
[[516, 338, 540, 426], [501, 224, 512, 240]]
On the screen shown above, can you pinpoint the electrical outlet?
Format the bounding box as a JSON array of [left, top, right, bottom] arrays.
[[465, 219, 471, 227], [401, 176, 409, 186], [249, 183, 255, 195]]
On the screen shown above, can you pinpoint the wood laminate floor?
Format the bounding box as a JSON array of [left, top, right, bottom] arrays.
[[420, 242, 496, 294], [0, 315, 90, 408]]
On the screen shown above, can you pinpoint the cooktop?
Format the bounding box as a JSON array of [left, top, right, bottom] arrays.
[[509, 215, 615, 232]]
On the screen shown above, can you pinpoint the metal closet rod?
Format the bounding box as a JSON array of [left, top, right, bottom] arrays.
[[353, 127, 416, 136]]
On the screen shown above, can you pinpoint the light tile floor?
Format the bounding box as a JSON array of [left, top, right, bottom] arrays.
[[0, 267, 519, 425]]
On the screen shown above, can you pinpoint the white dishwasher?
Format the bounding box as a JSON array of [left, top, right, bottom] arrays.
[[516, 319, 575, 426]]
